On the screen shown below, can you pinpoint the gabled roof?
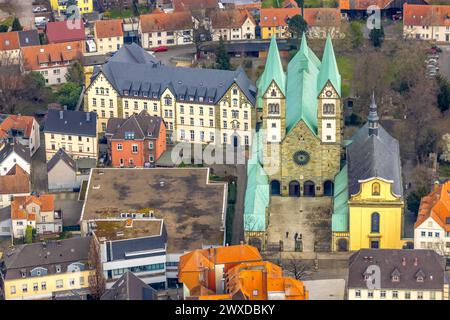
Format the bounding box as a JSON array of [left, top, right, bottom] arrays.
[[403, 4, 450, 27], [259, 8, 300, 27], [106, 110, 164, 140], [339, 0, 395, 10], [173, 0, 218, 11], [317, 34, 341, 97], [47, 148, 76, 172], [46, 20, 86, 43], [259, 7, 340, 28], [209, 8, 255, 29], [0, 143, 30, 164], [107, 43, 160, 65], [140, 11, 193, 33], [21, 42, 83, 71], [95, 19, 123, 38], [11, 194, 55, 220], [0, 114, 36, 139], [415, 181, 450, 231], [0, 32, 20, 51], [101, 272, 157, 300], [0, 164, 30, 195], [44, 109, 97, 137]]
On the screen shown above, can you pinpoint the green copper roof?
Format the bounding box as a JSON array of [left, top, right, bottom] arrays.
[[317, 34, 341, 97], [257, 36, 286, 97], [286, 34, 320, 135], [332, 165, 349, 233], [244, 130, 269, 232]]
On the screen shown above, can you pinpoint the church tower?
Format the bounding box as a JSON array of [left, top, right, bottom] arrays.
[[259, 36, 286, 145], [368, 92, 379, 136]]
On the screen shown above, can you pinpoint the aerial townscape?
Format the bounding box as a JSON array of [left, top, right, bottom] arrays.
[[0, 0, 449, 307]]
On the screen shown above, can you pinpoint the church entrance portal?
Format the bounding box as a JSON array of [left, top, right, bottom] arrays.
[[303, 181, 315, 197], [288, 181, 300, 197], [270, 180, 281, 195]]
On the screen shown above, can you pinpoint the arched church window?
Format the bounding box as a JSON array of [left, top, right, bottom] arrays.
[[268, 103, 279, 114], [271, 89, 277, 97], [371, 212, 380, 233], [323, 103, 335, 115], [372, 182, 380, 196]]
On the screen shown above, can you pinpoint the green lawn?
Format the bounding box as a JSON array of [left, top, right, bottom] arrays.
[[337, 55, 353, 98], [104, 8, 134, 19], [305, 0, 339, 7], [262, 0, 282, 8], [438, 163, 450, 178]]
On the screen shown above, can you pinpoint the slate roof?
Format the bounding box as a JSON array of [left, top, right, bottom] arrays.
[[18, 30, 40, 47], [0, 206, 10, 222], [106, 110, 164, 140], [0, 143, 31, 164], [347, 122, 403, 197], [348, 249, 446, 290], [101, 272, 157, 300], [2, 237, 92, 280], [108, 43, 160, 65], [47, 148, 76, 172], [44, 109, 97, 137]]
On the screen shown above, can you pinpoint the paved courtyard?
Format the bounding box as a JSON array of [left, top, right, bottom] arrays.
[[54, 192, 83, 227], [266, 196, 332, 252]]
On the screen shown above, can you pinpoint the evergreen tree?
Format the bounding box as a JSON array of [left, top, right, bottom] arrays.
[[65, 61, 84, 86], [0, 25, 8, 33], [288, 15, 308, 48], [369, 25, 384, 48], [215, 37, 230, 70], [437, 75, 450, 113], [56, 82, 83, 110], [11, 17, 22, 31]]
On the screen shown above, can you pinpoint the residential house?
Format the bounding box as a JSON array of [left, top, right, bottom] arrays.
[[403, 4, 450, 43], [80, 168, 228, 288], [11, 194, 62, 238], [21, 42, 83, 86], [0, 143, 31, 176], [45, 20, 86, 44], [0, 165, 31, 209], [47, 148, 96, 191], [0, 114, 41, 156], [139, 11, 194, 49], [178, 244, 308, 300], [43, 109, 98, 161], [209, 9, 256, 41], [0, 32, 21, 65], [100, 271, 157, 300], [339, 0, 415, 19], [0, 206, 11, 237], [49, 0, 93, 16], [260, 7, 341, 39], [94, 19, 124, 54], [348, 249, 448, 300], [0, 237, 94, 300], [106, 111, 166, 167], [332, 95, 407, 251], [172, 0, 219, 11], [97, 0, 134, 11], [85, 43, 257, 146], [414, 181, 450, 256]]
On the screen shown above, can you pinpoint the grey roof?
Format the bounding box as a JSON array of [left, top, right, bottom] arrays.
[[348, 249, 445, 290], [100, 272, 157, 300], [0, 206, 10, 222], [0, 143, 30, 164], [18, 30, 40, 47], [96, 45, 256, 106], [81, 54, 111, 67], [347, 122, 403, 197], [106, 110, 164, 140], [108, 43, 160, 65], [75, 158, 97, 170], [2, 237, 92, 280], [44, 109, 97, 137], [47, 148, 76, 172]]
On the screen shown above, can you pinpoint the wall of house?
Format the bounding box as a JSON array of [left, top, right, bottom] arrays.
[[0, 218, 11, 236], [30, 119, 41, 156], [44, 132, 98, 161], [348, 288, 443, 300], [94, 35, 123, 55], [0, 192, 30, 209], [37, 66, 70, 86], [111, 140, 144, 167], [0, 153, 30, 176], [140, 29, 194, 49], [48, 159, 78, 191], [12, 218, 34, 239], [50, 0, 93, 15], [414, 216, 449, 255]]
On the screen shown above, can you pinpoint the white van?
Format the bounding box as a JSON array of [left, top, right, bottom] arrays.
[[34, 16, 47, 27], [86, 39, 97, 53]]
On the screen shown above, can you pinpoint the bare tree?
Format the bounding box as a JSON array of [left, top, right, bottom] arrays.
[[88, 237, 106, 300], [284, 255, 312, 281]]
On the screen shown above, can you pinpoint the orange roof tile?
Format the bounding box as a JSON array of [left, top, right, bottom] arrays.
[[21, 42, 82, 71], [11, 194, 55, 221], [95, 19, 124, 38], [260, 8, 340, 28], [0, 165, 30, 196], [173, 0, 218, 12], [210, 9, 255, 29], [0, 115, 36, 139], [140, 11, 193, 33], [404, 4, 450, 27], [339, 0, 393, 10], [0, 32, 20, 51], [260, 8, 300, 27], [415, 181, 450, 231]]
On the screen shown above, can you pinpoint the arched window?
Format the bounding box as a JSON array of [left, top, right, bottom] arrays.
[[268, 103, 279, 114], [372, 182, 380, 196], [271, 89, 276, 97], [323, 103, 335, 115], [371, 212, 380, 233]]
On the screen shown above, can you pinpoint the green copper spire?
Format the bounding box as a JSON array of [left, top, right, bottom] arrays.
[[257, 35, 286, 96], [291, 33, 311, 71], [317, 34, 341, 97]]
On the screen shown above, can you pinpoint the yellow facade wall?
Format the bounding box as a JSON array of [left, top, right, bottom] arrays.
[[4, 270, 93, 300], [261, 26, 289, 39], [50, 0, 93, 15], [349, 178, 405, 251]]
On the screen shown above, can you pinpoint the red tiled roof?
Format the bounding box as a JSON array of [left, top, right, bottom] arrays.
[[140, 11, 193, 33], [21, 41, 82, 71], [210, 9, 255, 29], [173, 0, 218, 11], [46, 20, 86, 44], [11, 194, 55, 220], [404, 4, 450, 27], [0, 115, 36, 139], [260, 7, 341, 27], [415, 181, 450, 231], [95, 19, 124, 39], [0, 32, 20, 51], [339, 0, 394, 10], [0, 165, 30, 196]]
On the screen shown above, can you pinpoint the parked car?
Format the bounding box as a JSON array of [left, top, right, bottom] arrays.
[[151, 46, 168, 52], [432, 45, 442, 53], [32, 7, 41, 13]]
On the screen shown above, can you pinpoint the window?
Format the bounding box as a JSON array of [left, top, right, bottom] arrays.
[[245, 135, 249, 145], [323, 103, 335, 115], [232, 99, 238, 106], [209, 108, 213, 116], [200, 131, 205, 141], [223, 121, 227, 129], [223, 133, 227, 144], [392, 291, 398, 299], [153, 103, 158, 112], [33, 283, 38, 291], [268, 103, 279, 114], [190, 130, 195, 141], [180, 117, 185, 124], [149, 142, 154, 150], [209, 119, 214, 127], [417, 291, 423, 300], [233, 88, 238, 95], [428, 232, 433, 237], [92, 98, 97, 106], [180, 129, 185, 140], [430, 291, 436, 300], [117, 144, 122, 151], [190, 106, 194, 115], [22, 284, 28, 293], [199, 107, 203, 115], [367, 291, 374, 298], [164, 95, 172, 106], [69, 278, 75, 286], [134, 101, 138, 110], [56, 280, 63, 289], [372, 182, 380, 196], [435, 232, 440, 237], [421, 231, 426, 237], [132, 144, 138, 154], [180, 105, 184, 114], [380, 290, 386, 299], [355, 290, 361, 298], [210, 132, 215, 142], [371, 212, 380, 233], [405, 291, 411, 299], [271, 89, 276, 97], [244, 111, 248, 119], [326, 123, 332, 128], [10, 286, 16, 295]]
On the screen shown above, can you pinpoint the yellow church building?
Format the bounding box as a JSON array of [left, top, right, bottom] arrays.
[[332, 94, 408, 252]]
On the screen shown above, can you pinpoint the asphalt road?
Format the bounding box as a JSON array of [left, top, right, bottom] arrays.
[[153, 44, 196, 66]]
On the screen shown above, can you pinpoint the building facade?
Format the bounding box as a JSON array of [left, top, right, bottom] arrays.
[[50, 0, 93, 16], [210, 9, 256, 41], [94, 19, 124, 54], [403, 4, 450, 43], [0, 143, 31, 176], [0, 165, 30, 209], [0, 115, 40, 156]]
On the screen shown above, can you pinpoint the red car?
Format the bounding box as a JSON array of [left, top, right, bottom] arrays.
[[151, 46, 168, 52]]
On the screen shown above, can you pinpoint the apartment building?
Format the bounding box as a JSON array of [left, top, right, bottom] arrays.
[[0, 237, 94, 300], [11, 194, 62, 238], [85, 44, 256, 146], [50, 0, 93, 16], [21, 42, 83, 86], [414, 181, 450, 255], [209, 9, 256, 41], [43, 109, 98, 161], [139, 11, 194, 49], [0, 32, 21, 65], [94, 19, 124, 54], [105, 111, 166, 167], [0, 114, 40, 156], [403, 4, 450, 43], [348, 249, 447, 300], [0, 165, 30, 209]]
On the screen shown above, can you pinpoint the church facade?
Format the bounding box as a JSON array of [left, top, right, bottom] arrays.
[[258, 35, 343, 197]]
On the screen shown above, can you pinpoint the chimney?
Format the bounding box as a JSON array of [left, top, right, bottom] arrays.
[[402, 257, 406, 266], [414, 257, 418, 266], [86, 112, 91, 122], [59, 111, 64, 119]]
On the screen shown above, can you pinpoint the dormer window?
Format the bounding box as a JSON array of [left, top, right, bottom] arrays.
[[180, 95, 185, 101], [164, 95, 172, 106], [133, 91, 139, 96], [21, 269, 26, 278], [416, 269, 425, 282], [124, 90, 129, 96], [189, 96, 194, 101], [391, 268, 401, 282], [199, 96, 204, 102], [208, 97, 214, 103], [56, 265, 62, 273]]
